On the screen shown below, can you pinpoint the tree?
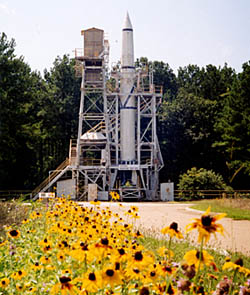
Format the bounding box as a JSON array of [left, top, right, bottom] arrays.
[[159, 88, 219, 183], [213, 61, 250, 187], [0, 33, 45, 188]]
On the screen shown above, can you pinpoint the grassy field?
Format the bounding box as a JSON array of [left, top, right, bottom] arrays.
[[188, 198, 250, 220], [140, 234, 250, 269]]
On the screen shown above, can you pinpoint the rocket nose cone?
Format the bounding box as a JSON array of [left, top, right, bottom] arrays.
[[123, 12, 133, 30]]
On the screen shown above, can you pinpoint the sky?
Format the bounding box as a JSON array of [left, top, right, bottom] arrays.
[[1, 0, 250, 74]]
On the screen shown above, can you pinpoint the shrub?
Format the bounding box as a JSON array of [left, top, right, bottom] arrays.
[[177, 167, 230, 200]]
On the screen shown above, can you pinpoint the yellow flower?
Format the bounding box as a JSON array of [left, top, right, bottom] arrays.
[[185, 206, 226, 243], [128, 250, 154, 269], [102, 268, 122, 287], [31, 262, 43, 271], [161, 222, 183, 239], [157, 246, 174, 258], [0, 240, 7, 247], [110, 191, 120, 200], [40, 256, 52, 264], [57, 251, 66, 261], [81, 271, 102, 293], [90, 200, 101, 205], [0, 277, 10, 288], [50, 277, 78, 295], [183, 249, 214, 270], [11, 269, 27, 280], [22, 218, 30, 224]]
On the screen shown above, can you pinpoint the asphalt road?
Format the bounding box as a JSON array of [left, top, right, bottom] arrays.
[[81, 202, 250, 256]]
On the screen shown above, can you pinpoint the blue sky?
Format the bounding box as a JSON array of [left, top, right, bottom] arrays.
[[1, 0, 250, 74]]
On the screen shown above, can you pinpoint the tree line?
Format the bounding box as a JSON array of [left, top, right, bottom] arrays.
[[1, 32, 250, 190]]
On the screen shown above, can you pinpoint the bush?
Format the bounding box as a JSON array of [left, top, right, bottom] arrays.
[[177, 167, 230, 200]]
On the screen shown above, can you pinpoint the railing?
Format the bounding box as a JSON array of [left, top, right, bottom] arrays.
[[32, 158, 69, 196], [80, 158, 102, 166], [137, 85, 163, 94], [86, 121, 106, 134], [69, 139, 77, 165], [174, 190, 250, 200]]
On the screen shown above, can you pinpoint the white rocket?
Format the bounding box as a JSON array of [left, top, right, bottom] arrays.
[[120, 12, 136, 163]]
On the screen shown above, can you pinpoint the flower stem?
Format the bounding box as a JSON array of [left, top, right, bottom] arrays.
[[194, 237, 204, 285]]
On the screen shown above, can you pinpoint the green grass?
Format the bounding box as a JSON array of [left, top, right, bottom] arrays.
[[140, 233, 250, 270], [187, 198, 250, 220]]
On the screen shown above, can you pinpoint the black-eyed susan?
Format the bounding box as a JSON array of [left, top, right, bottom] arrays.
[[124, 267, 144, 281], [102, 268, 122, 287], [57, 251, 66, 261], [31, 262, 43, 271], [161, 222, 183, 239], [158, 262, 176, 277], [7, 229, 20, 239], [222, 258, 250, 275], [22, 218, 30, 224], [185, 206, 226, 243], [157, 246, 174, 259], [110, 191, 120, 201], [40, 256, 52, 264], [11, 269, 27, 280], [62, 269, 72, 276], [183, 249, 214, 270], [0, 277, 10, 288], [81, 271, 101, 293], [50, 276, 78, 295], [16, 283, 24, 291], [128, 250, 154, 269], [26, 286, 37, 293]]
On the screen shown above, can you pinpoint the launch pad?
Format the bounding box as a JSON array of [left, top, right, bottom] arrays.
[[34, 14, 164, 201]]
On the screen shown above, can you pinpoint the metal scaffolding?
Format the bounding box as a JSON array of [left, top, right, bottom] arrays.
[[34, 27, 163, 201]]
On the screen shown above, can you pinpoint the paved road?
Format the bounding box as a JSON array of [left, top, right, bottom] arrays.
[[81, 202, 250, 256]]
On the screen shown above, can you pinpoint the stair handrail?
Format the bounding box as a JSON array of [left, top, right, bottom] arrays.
[[32, 158, 69, 195]]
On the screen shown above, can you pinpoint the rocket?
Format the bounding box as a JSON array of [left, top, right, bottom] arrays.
[[120, 12, 136, 163]]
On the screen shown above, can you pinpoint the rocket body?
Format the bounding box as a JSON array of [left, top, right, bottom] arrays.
[[120, 13, 136, 162]]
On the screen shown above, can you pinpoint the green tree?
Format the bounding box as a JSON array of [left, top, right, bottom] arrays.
[[214, 61, 250, 187], [159, 88, 219, 183], [0, 33, 45, 188]]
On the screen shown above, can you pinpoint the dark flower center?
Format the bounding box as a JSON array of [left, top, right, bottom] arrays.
[[62, 241, 68, 247], [139, 287, 150, 295], [170, 222, 178, 232], [115, 262, 120, 270], [18, 271, 22, 275], [196, 251, 204, 261], [163, 266, 172, 272], [235, 258, 243, 267], [201, 215, 213, 227], [101, 237, 109, 245], [134, 251, 143, 261], [150, 271, 156, 277], [35, 262, 39, 266], [106, 269, 114, 277], [2, 280, 6, 285], [133, 268, 140, 274], [10, 230, 18, 237], [88, 273, 96, 281], [167, 284, 175, 295], [60, 276, 71, 284], [118, 248, 125, 255]]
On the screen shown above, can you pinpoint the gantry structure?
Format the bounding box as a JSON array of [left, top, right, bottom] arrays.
[[33, 27, 163, 201]]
